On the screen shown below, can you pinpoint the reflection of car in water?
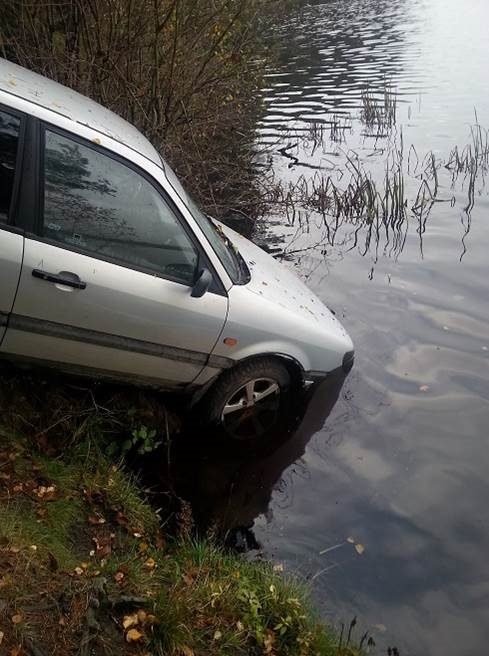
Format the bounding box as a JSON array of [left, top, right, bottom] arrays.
[[164, 371, 347, 549], [0, 58, 353, 440]]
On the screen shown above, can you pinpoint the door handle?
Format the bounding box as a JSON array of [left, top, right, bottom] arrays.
[[32, 269, 87, 290]]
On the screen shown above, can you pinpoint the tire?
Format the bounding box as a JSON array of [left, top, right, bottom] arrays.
[[199, 358, 291, 441]]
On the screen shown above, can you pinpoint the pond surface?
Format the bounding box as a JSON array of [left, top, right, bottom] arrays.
[[170, 1, 489, 654]]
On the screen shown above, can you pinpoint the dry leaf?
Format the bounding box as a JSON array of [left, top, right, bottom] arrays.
[[236, 621, 244, 631], [346, 537, 355, 544], [11, 613, 23, 624], [137, 609, 147, 624], [74, 567, 84, 576], [114, 571, 125, 583], [122, 613, 139, 630], [144, 558, 156, 570], [126, 628, 144, 643], [182, 573, 194, 586], [273, 563, 284, 572], [88, 515, 106, 525], [0, 631, 4, 645], [354, 543, 365, 555], [213, 630, 222, 641]]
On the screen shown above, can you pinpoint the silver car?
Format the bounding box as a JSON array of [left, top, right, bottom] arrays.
[[0, 59, 353, 438]]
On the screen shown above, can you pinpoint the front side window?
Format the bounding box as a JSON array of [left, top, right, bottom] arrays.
[[42, 130, 198, 285], [0, 109, 21, 224]]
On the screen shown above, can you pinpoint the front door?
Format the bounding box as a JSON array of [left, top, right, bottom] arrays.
[[0, 108, 23, 345], [3, 126, 228, 386]]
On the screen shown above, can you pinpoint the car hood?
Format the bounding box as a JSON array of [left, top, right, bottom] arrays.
[[217, 222, 352, 345]]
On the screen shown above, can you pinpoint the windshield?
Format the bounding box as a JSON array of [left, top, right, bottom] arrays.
[[162, 162, 241, 282]]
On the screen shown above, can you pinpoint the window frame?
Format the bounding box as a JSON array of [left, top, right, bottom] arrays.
[[24, 119, 225, 294], [0, 103, 26, 233]]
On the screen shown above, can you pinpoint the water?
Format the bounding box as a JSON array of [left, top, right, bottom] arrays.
[[169, 1, 489, 654]]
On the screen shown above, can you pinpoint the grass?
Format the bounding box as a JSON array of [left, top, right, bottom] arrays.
[[0, 369, 367, 656], [271, 117, 488, 261], [360, 83, 397, 135]]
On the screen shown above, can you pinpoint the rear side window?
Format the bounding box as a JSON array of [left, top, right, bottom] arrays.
[[0, 109, 21, 224], [41, 130, 199, 285]]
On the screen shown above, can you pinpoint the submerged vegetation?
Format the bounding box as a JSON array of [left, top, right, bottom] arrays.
[[0, 369, 368, 656], [265, 99, 489, 262]]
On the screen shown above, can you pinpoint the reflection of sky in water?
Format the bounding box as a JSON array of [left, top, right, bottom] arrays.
[[246, 1, 489, 655]]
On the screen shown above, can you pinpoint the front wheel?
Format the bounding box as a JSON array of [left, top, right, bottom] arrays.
[[200, 359, 291, 441]]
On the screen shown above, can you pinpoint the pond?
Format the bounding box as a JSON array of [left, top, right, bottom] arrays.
[[167, 1, 489, 654]]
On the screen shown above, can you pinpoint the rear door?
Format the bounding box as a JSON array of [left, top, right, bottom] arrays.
[[3, 124, 228, 386], [0, 106, 24, 345]]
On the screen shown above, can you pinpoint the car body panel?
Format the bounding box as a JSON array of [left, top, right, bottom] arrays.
[[2, 238, 229, 385], [211, 222, 354, 374], [0, 228, 23, 344]]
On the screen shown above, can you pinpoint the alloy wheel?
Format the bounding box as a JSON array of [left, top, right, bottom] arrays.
[[221, 377, 281, 439]]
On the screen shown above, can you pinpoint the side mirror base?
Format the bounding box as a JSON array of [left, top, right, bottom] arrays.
[[191, 268, 212, 298]]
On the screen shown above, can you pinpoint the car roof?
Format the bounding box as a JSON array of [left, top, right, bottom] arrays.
[[0, 58, 161, 166]]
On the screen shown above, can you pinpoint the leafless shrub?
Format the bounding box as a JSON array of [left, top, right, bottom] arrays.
[[0, 0, 280, 219]]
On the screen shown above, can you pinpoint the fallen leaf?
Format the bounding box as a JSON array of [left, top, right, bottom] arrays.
[[346, 537, 355, 544], [126, 628, 144, 643], [236, 621, 244, 631], [29, 544, 37, 551], [74, 567, 84, 576], [143, 558, 156, 570], [213, 630, 222, 641], [137, 609, 147, 623], [354, 543, 365, 555], [0, 631, 4, 645], [122, 613, 139, 630], [115, 511, 129, 528], [273, 563, 284, 572], [114, 571, 125, 583], [11, 613, 23, 624], [88, 515, 106, 525]]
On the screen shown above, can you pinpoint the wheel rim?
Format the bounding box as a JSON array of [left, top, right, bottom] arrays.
[[221, 377, 281, 440]]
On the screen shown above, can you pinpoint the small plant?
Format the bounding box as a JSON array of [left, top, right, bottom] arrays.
[[107, 425, 162, 458]]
